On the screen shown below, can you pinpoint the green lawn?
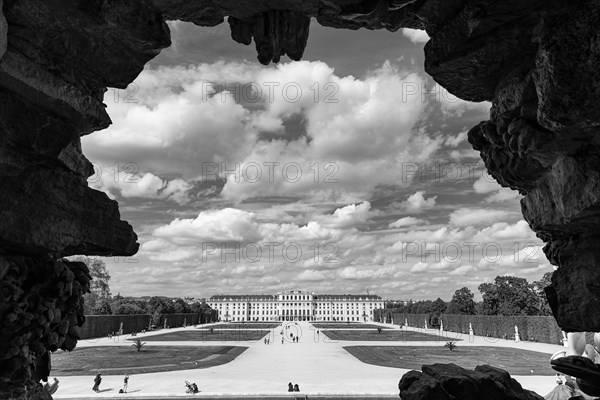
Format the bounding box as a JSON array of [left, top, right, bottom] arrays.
[[321, 329, 461, 342], [139, 329, 270, 342], [200, 323, 280, 330], [311, 323, 392, 330], [52, 346, 247, 376], [344, 346, 554, 376]]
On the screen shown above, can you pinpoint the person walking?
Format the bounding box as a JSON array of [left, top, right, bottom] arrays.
[[92, 374, 102, 392], [123, 374, 129, 393], [293, 383, 300, 392], [288, 382, 294, 392]]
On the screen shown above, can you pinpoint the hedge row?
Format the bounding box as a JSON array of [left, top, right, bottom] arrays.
[[439, 314, 564, 345], [385, 312, 565, 345], [78, 313, 201, 340]]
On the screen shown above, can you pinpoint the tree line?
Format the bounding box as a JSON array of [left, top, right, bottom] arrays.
[[386, 273, 553, 320]]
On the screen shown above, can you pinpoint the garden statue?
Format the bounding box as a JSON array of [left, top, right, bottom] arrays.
[[469, 323, 474, 337], [514, 325, 520, 343], [440, 320, 444, 334], [424, 319, 428, 330]]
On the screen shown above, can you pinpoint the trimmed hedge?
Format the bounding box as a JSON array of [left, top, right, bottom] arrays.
[[439, 314, 564, 344], [78, 313, 201, 340], [386, 312, 565, 345]]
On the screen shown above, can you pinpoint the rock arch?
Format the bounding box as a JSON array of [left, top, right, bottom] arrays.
[[1, 0, 599, 398]]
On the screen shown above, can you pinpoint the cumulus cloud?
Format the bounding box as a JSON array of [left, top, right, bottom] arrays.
[[85, 59, 445, 203], [317, 201, 376, 229], [484, 187, 522, 203], [89, 55, 544, 300], [89, 167, 192, 204], [297, 270, 328, 282], [392, 191, 437, 213], [401, 28, 430, 44], [449, 208, 511, 227], [432, 83, 491, 118], [389, 217, 425, 228], [450, 265, 476, 276], [473, 175, 500, 194], [473, 174, 522, 203]]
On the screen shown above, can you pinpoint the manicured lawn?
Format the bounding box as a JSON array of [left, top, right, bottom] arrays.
[[344, 346, 555, 375], [200, 323, 280, 329], [52, 346, 247, 376], [321, 329, 462, 342], [140, 329, 270, 342], [311, 323, 392, 330]]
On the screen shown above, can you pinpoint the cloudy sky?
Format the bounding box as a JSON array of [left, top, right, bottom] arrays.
[[83, 21, 552, 300]]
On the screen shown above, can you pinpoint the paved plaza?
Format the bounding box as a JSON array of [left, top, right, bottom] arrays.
[[52, 322, 563, 398]]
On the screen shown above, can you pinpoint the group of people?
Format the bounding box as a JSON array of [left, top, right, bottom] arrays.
[[92, 373, 129, 393], [185, 381, 199, 394], [263, 337, 270, 344], [288, 382, 301, 392]]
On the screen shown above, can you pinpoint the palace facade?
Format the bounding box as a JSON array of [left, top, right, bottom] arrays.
[[206, 289, 384, 322]]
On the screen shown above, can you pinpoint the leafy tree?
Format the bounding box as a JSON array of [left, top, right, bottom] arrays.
[[478, 282, 499, 315], [173, 298, 191, 314], [71, 256, 112, 314], [93, 298, 112, 315], [446, 287, 476, 315], [479, 276, 539, 316], [532, 271, 554, 316], [111, 301, 144, 315]]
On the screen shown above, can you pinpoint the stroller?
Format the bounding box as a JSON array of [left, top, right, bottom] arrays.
[[185, 381, 199, 394]]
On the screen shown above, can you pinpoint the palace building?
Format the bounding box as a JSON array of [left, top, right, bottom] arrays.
[[206, 289, 384, 322]]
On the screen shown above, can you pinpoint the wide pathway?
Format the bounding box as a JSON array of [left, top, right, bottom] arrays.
[[52, 322, 562, 398]]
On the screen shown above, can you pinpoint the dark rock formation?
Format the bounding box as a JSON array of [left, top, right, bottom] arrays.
[[398, 364, 544, 400], [0, 0, 6, 60], [0, 0, 170, 397], [462, 0, 600, 331], [2, 0, 600, 398], [229, 11, 311, 64], [0, 257, 90, 400]]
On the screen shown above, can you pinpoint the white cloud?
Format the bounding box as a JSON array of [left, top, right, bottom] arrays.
[[484, 187, 521, 203], [317, 201, 376, 229], [393, 191, 437, 213], [410, 262, 429, 273], [473, 175, 500, 194], [89, 168, 192, 204], [152, 208, 264, 243], [297, 270, 327, 282], [450, 265, 476, 276], [449, 208, 511, 227], [389, 217, 424, 228], [401, 28, 430, 44], [433, 83, 491, 118]]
